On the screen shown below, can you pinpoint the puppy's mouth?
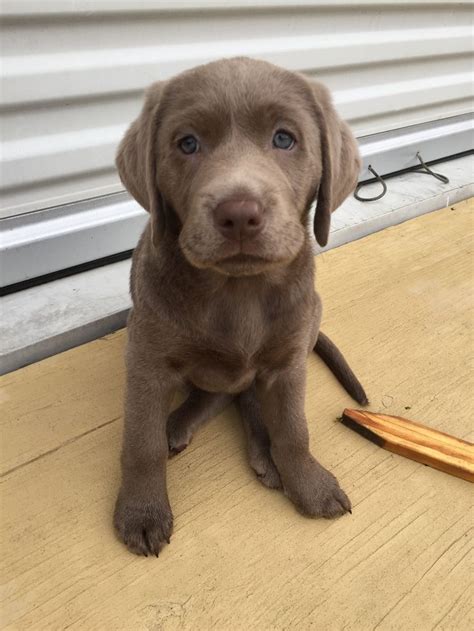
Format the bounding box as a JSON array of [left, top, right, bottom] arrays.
[[183, 235, 301, 276], [213, 252, 280, 276], [223, 253, 264, 264]]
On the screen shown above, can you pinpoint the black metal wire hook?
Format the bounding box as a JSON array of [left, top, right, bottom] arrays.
[[354, 152, 450, 203], [413, 152, 450, 184], [354, 165, 387, 202]]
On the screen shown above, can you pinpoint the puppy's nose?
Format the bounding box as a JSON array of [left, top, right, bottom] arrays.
[[213, 198, 264, 241]]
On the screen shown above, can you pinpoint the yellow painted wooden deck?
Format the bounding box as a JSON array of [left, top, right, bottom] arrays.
[[1, 199, 473, 630]]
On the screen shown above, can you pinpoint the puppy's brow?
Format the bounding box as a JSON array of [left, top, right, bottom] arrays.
[[166, 105, 231, 132], [253, 101, 304, 121], [170, 106, 223, 122]]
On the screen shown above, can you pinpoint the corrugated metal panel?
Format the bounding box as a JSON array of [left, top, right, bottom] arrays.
[[1, 0, 472, 218]]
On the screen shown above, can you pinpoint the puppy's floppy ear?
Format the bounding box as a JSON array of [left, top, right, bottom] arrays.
[[307, 80, 361, 247], [116, 81, 166, 246]]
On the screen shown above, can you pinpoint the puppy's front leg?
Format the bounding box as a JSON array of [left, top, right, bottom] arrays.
[[114, 357, 177, 556], [257, 360, 351, 518]]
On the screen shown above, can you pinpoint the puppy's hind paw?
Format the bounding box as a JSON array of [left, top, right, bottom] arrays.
[[167, 424, 192, 457], [250, 451, 282, 490]]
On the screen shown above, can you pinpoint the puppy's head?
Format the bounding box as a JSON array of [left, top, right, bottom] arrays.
[[116, 58, 360, 276]]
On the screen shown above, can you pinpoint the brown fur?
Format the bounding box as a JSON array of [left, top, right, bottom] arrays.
[[114, 58, 366, 556]]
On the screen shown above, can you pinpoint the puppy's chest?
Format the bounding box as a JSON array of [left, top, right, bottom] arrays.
[[212, 299, 265, 350], [171, 300, 296, 393]]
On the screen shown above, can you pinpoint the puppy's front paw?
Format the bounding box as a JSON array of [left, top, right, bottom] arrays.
[[114, 491, 174, 556], [283, 458, 351, 519]]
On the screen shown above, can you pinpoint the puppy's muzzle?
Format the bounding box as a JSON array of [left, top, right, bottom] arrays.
[[213, 198, 265, 241]]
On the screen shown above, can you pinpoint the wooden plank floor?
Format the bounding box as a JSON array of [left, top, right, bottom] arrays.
[[1, 199, 473, 631]]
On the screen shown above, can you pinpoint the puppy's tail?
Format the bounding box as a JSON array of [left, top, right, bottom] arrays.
[[314, 331, 368, 406]]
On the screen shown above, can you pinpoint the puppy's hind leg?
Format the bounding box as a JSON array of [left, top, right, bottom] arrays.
[[237, 384, 282, 490], [167, 389, 232, 454]]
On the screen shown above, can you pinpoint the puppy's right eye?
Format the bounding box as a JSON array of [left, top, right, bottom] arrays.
[[179, 135, 199, 155]]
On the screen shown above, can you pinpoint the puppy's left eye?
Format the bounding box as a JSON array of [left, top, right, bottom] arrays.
[[273, 130, 295, 150]]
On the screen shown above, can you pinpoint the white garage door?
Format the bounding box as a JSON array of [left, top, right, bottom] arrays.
[[1, 0, 473, 286]]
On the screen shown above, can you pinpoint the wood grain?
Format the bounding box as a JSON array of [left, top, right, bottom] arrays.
[[1, 199, 473, 630]]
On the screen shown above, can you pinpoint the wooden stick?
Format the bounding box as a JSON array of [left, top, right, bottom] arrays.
[[341, 409, 474, 483]]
